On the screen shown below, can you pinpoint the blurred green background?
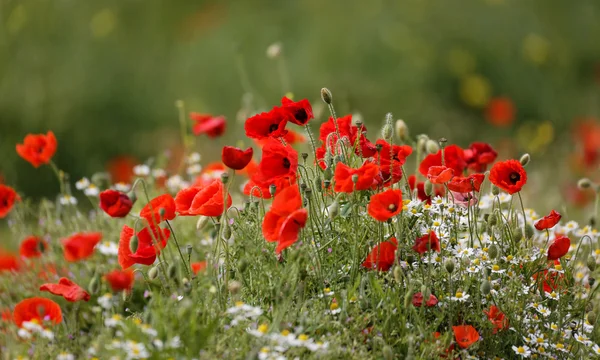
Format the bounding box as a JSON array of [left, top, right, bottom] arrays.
[[1, 0, 600, 202]]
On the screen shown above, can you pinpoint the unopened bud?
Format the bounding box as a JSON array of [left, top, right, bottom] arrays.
[[587, 256, 596, 271], [301, 152, 309, 162], [404, 288, 413, 308], [395, 119, 409, 141], [167, 264, 177, 279], [129, 235, 139, 253], [196, 216, 209, 231], [269, 184, 277, 197], [488, 244, 499, 259], [492, 185, 500, 196], [588, 311, 597, 325], [148, 266, 159, 280], [524, 224, 534, 239], [222, 223, 232, 240], [578, 178, 593, 190], [228, 280, 242, 295], [89, 276, 100, 295], [520, 153, 531, 167], [444, 259, 455, 273], [221, 172, 229, 184], [323, 168, 333, 181], [328, 201, 339, 220], [314, 177, 322, 192], [382, 124, 393, 141], [238, 259, 249, 273], [425, 140, 440, 154], [352, 174, 359, 184], [417, 135, 428, 153], [488, 212, 498, 226], [393, 266, 402, 283], [424, 180, 434, 197], [512, 227, 523, 242], [382, 345, 394, 360], [321, 88, 333, 104], [480, 280, 491, 295], [186, 245, 193, 256]]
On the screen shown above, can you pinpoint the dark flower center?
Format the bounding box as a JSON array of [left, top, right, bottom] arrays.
[[388, 203, 397, 212], [282, 158, 291, 169], [269, 123, 279, 134], [1, 198, 7, 207], [295, 109, 308, 123], [509, 172, 520, 184]]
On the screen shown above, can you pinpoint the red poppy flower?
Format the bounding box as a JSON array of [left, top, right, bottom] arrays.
[[484, 305, 508, 333], [19, 236, 48, 259], [452, 325, 479, 349], [464, 143, 497, 172], [280, 96, 313, 126], [262, 185, 308, 254], [485, 97, 515, 127], [190, 113, 226, 138], [191, 261, 207, 275], [447, 173, 485, 193], [376, 139, 413, 186], [412, 292, 438, 307], [118, 225, 170, 269], [367, 189, 402, 222], [140, 194, 176, 224], [419, 144, 466, 178], [245, 108, 288, 140], [13, 297, 62, 328], [412, 231, 441, 254], [427, 166, 454, 184], [62, 232, 102, 262], [254, 129, 307, 148], [99, 189, 133, 218], [106, 155, 137, 184], [194, 162, 227, 188], [238, 158, 259, 178], [256, 138, 298, 182], [489, 159, 527, 194], [176, 180, 232, 217], [222, 146, 253, 170], [408, 175, 445, 204], [0, 250, 19, 273], [0, 184, 19, 219], [334, 162, 379, 193], [16, 131, 57, 168], [547, 235, 570, 260], [40, 277, 90, 302], [318, 115, 377, 159], [535, 210, 562, 231], [361, 238, 398, 271], [105, 269, 135, 292]]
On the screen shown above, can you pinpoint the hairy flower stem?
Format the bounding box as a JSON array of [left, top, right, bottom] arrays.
[[49, 160, 65, 195], [166, 220, 192, 279]]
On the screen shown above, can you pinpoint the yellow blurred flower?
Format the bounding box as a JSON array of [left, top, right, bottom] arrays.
[[91, 9, 117, 38], [460, 74, 491, 108], [523, 33, 550, 65]]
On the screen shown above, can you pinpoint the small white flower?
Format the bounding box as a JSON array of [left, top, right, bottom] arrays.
[[98, 293, 115, 309], [545, 291, 560, 300], [133, 164, 150, 177], [56, 352, 75, 360], [575, 333, 593, 346], [450, 291, 470, 302], [75, 177, 90, 190], [512, 345, 531, 357], [551, 342, 569, 353], [97, 241, 119, 256], [40, 329, 54, 340], [59, 195, 78, 206], [104, 314, 123, 328], [22, 321, 43, 332], [140, 324, 158, 337], [592, 344, 600, 356], [534, 305, 551, 317], [123, 340, 150, 359], [151, 168, 166, 178], [84, 184, 100, 197], [168, 336, 182, 349], [17, 328, 32, 339], [187, 152, 201, 164], [186, 164, 202, 175], [114, 182, 131, 192]]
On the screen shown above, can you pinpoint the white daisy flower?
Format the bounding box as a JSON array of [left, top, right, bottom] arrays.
[[114, 182, 131, 192], [123, 340, 150, 359], [56, 352, 75, 360], [151, 168, 166, 178], [512, 345, 531, 357], [450, 291, 470, 302], [186, 164, 202, 175], [98, 293, 115, 309], [97, 241, 119, 256], [104, 314, 123, 328], [84, 184, 99, 197], [187, 152, 201, 164], [59, 195, 78, 206], [75, 177, 90, 190], [133, 164, 150, 177]]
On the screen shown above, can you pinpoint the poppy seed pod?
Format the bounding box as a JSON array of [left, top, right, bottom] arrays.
[[186, 245, 193, 256], [220, 172, 229, 184], [587, 256, 596, 271], [492, 185, 500, 196], [588, 311, 597, 325], [480, 280, 491, 295], [425, 140, 440, 154], [129, 235, 139, 253], [269, 184, 277, 197], [351, 174, 359, 184], [520, 153, 531, 167], [488, 244, 499, 259], [301, 152, 308, 162], [424, 180, 433, 197], [320, 88, 333, 104], [196, 216, 209, 231], [524, 224, 534, 239]]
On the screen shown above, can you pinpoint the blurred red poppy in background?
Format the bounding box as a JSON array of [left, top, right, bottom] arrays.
[[19, 236, 48, 259], [40, 277, 90, 302], [362, 238, 398, 271], [13, 297, 62, 327], [0, 184, 19, 219], [62, 232, 102, 262], [191, 113, 226, 138], [16, 131, 57, 168]]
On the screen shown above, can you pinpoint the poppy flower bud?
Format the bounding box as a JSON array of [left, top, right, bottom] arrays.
[[488, 244, 499, 259], [578, 178, 594, 190], [416, 135, 428, 153], [321, 87, 333, 104], [524, 224, 534, 239], [301, 152, 309, 162], [383, 345, 394, 360], [129, 235, 139, 253], [222, 223, 232, 240], [269, 184, 277, 197], [196, 216, 209, 231], [480, 280, 491, 295], [424, 180, 434, 197], [393, 266, 402, 283], [128, 190, 137, 204], [425, 140, 439, 154], [314, 177, 322, 192], [444, 259, 455, 273], [89, 275, 100, 295], [491, 185, 500, 195], [323, 167, 333, 181], [588, 311, 597, 325], [238, 259, 249, 273], [382, 123, 393, 141], [512, 227, 523, 242], [221, 172, 229, 185], [167, 264, 177, 279], [404, 288, 413, 308], [519, 153, 531, 167], [328, 201, 339, 220], [186, 245, 193, 256], [395, 119, 408, 141], [148, 266, 159, 280], [587, 256, 596, 271], [487, 212, 498, 226]]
